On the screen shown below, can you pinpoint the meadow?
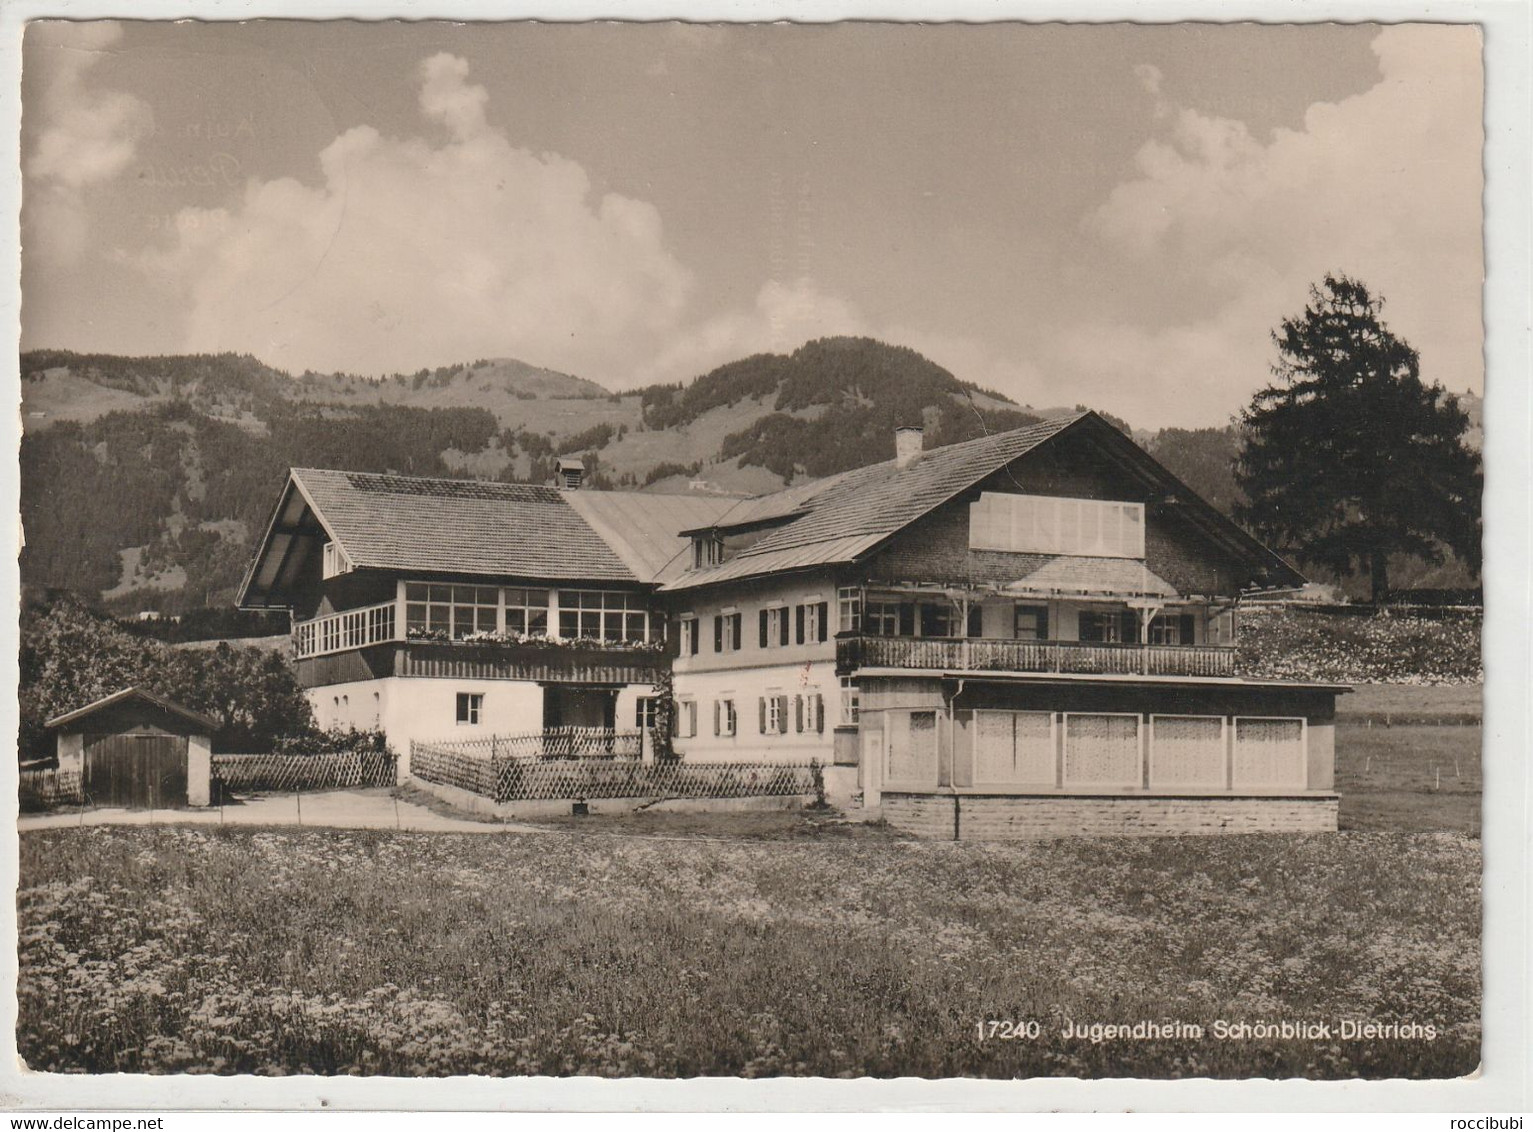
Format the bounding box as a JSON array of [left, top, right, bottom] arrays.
[[18, 824, 1479, 1079]]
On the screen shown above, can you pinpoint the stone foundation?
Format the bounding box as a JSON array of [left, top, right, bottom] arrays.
[[882, 792, 1339, 840]]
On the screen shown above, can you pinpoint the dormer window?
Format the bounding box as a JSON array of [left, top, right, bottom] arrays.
[[693, 534, 724, 569], [322, 541, 352, 579]]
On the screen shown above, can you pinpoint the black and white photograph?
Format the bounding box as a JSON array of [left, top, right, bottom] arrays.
[[4, 7, 1525, 1111]]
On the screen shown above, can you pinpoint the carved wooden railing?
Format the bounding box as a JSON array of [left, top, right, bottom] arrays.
[[837, 635, 1236, 678]]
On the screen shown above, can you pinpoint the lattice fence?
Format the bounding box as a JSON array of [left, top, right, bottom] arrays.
[[411, 741, 497, 796], [19, 768, 84, 810], [212, 750, 397, 794], [411, 738, 818, 803]]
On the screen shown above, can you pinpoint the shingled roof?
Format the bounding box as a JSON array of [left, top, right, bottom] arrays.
[[662, 414, 1086, 590], [663, 411, 1302, 593], [238, 469, 737, 607]]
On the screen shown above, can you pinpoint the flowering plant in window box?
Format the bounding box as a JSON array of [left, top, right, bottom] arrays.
[[409, 627, 666, 654]]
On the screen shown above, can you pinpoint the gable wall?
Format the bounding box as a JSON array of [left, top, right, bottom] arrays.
[[863, 432, 1248, 594]]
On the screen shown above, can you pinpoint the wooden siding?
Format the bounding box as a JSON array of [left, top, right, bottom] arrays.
[[863, 430, 1248, 594], [297, 641, 664, 689], [83, 733, 188, 809]]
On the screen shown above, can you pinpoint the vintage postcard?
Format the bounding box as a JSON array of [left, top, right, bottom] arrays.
[[4, 6, 1524, 1115]]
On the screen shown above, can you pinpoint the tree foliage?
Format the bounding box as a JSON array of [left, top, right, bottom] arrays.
[[1235, 274, 1481, 602], [18, 593, 315, 759]]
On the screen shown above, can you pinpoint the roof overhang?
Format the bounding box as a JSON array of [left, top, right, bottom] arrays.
[[46, 686, 221, 732], [235, 471, 336, 610]]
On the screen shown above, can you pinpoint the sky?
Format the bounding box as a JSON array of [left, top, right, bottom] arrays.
[[19, 20, 1484, 429]]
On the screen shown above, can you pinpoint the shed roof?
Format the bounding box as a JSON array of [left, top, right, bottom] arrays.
[[46, 687, 219, 733]]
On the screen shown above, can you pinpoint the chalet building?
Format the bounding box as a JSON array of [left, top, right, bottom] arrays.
[[661, 413, 1345, 836], [239, 411, 1346, 837], [237, 464, 736, 776]]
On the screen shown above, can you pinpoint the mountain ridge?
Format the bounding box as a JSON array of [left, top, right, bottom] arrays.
[[19, 340, 1481, 613]]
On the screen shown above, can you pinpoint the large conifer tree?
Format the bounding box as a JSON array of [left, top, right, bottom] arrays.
[[1235, 274, 1481, 603]]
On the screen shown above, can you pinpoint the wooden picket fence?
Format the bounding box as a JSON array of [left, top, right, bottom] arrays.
[[212, 750, 397, 794], [19, 767, 84, 810], [411, 737, 818, 804]]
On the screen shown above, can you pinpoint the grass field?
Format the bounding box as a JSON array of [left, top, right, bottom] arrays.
[[1337, 724, 1481, 835], [18, 825, 1479, 1079]]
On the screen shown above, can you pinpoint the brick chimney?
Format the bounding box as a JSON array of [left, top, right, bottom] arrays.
[[557, 457, 585, 490], [894, 426, 924, 468]]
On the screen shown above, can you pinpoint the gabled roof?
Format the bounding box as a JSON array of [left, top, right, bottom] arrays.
[[237, 468, 738, 607], [46, 687, 219, 732], [662, 411, 1303, 593]]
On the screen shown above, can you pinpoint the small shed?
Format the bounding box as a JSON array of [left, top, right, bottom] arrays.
[[46, 688, 217, 809]]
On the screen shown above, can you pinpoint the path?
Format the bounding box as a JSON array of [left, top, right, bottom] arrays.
[[16, 787, 546, 834]]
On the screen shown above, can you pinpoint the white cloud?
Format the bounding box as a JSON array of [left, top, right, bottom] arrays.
[[23, 21, 153, 265], [1074, 25, 1483, 427], [141, 54, 693, 379]]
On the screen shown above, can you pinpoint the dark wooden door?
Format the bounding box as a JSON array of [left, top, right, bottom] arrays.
[[83, 733, 188, 809]]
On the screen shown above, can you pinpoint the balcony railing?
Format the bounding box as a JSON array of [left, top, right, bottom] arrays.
[[837, 634, 1236, 678], [293, 601, 398, 659]]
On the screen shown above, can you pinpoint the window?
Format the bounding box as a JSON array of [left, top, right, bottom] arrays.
[[1014, 604, 1049, 641], [679, 616, 698, 656], [503, 587, 550, 637], [693, 535, 724, 569], [865, 597, 914, 637], [1078, 609, 1140, 644], [971, 710, 1055, 787], [969, 493, 1146, 559], [1063, 713, 1141, 787], [791, 601, 830, 644], [840, 676, 860, 725], [635, 696, 659, 731], [676, 699, 697, 739], [714, 611, 743, 652], [322, 541, 352, 579], [761, 606, 790, 648], [455, 693, 483, 726], [920, 602, 964, 638], [888, 710, 939, 785], [1149, 715, 1226, 789], [761, 694, 788, 734], [1149, 613, 1199, 646], [1233, 717, 1306, 789], [837, 586, 863, 633], [714, 698, 737, 737], [407, 584, 499, 639], [559, 589, 650, 642]]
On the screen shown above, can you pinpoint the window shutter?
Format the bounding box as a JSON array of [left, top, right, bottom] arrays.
[[1179, 614, 1196, 644], [796, 604, 806, 644], [732, 613, 742, 651], [713, 700, 721, 736], [777, 695, 789, 734], [815, 694, 826, 733], [794, 695, 803, 732], [760, 609, 769, 648], [899, 603, 916, 637], [817, 601, 829, 642], [780, 610, 790, 647], [713, 615, 723, 652], [758, 697, 767, 734], [1121, 611, 1139, 644]]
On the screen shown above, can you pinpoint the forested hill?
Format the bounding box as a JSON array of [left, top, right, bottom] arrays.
[[17, 340, 1479, 616]]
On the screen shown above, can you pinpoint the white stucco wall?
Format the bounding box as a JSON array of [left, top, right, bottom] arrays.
[[187, 734, 212, 807], [672, 662, 835, 764]]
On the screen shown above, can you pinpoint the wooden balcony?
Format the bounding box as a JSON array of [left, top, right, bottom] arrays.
[[836, 634, 1236, 679], [293, 603, 666, 687]]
